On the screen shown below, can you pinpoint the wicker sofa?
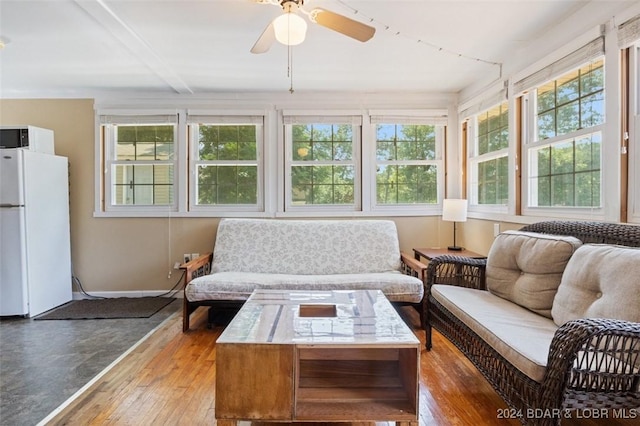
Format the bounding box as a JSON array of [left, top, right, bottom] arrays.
[[181, 218, 426, 331], [424, 221, 640, 425]]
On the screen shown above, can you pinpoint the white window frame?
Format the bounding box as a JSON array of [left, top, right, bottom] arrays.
[[368, 113, 446, 214], [465, 100, 509, 214], [282, 113, 362, 213], [100, 112, 179, 214], [187, 113, 265, 213], [623, 35, 640, 223], [517, 37, 606, 219]]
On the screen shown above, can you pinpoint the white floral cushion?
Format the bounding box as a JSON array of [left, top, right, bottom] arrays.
[[211, 219, 402, 275], [186, 271, 424, 303]]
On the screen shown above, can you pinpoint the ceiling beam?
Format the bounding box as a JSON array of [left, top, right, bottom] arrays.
[[73, 0, 193, 94]]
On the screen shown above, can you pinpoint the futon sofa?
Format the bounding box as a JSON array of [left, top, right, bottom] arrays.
[[181, 218, 426, 331], [424, 221, 640, 425]]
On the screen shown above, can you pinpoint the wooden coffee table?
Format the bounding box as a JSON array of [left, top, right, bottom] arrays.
[[215, 289, 420, 426]]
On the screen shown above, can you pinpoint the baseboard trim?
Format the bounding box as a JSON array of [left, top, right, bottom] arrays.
[[72, 290, 183, 300]]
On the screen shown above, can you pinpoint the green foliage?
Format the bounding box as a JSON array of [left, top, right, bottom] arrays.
[[533, 133, 601, 207], [536, 63, 604, 140], [290, 124, 355, 205], [196, 125, 259, 205], [477, 156, 508, 205], [375, 124, 438, 204]]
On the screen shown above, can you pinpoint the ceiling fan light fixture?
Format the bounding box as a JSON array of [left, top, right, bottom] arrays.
[[273, 12, 307, 46]]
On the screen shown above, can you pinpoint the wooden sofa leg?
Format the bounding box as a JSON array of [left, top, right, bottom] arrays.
[[182, 298, 190, 332]]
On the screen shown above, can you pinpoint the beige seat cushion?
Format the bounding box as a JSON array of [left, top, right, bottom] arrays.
[[486, 230, 582, 318], [552, 244, 640, 326], [431, 284, 558, 382]]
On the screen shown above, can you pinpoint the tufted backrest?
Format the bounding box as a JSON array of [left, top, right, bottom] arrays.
[[210, 218, 402, 275], [551, 244, 640, 326], [486, 230, 583, 318]]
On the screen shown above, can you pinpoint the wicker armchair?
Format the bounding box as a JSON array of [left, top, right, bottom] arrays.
[[424, 221, 640, 425]]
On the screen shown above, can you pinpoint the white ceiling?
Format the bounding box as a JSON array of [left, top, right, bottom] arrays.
[[0, 0, 636, 98]]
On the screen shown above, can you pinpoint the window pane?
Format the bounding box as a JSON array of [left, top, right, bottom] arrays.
[[537, 176, 551, 206], [580, 92, 604, 128], [580, 62, 604, 94], [478, 134, 489, 156], [112, 164, 173, 205], [556, 100, 580, 134], [289, 123, 355, 207], [313, 142, 333, 161], [535, 59, 604, 142], [477, 103, 508, 154], [551, 174, 574, 206], [290, 165, 354, 205], [375, 123, 439, 206], [529, 132, 601, 208], [537, 146, 551, 177], [196, 165, 257, 205], [376, 164, 436, 204], [537, 83, 556, 113], [538, 110, 556, 140], [115, 125, 174, 161], [550, 141, 574, 174], [477, 156, 508, 205], [194, 123, 260, 207], [497, 156, 508, 204], [198, 125, 258, 161], [556, 73, 579, 105], [377, 141, 395, 161], [575, 171, 600, 207]]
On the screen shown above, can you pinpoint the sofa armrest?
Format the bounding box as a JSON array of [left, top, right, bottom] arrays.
[[425, 255, 487, 291], [541, 318, 640, 412], [400, 251, 428, 282], [180, 252, 213, 287]]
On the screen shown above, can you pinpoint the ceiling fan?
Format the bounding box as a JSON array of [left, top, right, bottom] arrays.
[[250, 0, 376, 54]]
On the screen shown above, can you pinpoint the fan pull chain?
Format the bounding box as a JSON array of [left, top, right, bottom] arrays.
[[288, 44, 295, 94]]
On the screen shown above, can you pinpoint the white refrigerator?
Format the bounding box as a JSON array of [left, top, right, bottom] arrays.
[[0, 148, 72, 316]]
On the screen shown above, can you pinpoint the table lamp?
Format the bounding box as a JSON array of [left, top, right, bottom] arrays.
[[442, 198, 468, 251]]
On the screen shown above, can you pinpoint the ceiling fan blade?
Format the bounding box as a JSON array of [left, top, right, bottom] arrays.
[[310, 8, 375, 42], [251, 22, 276, 54]]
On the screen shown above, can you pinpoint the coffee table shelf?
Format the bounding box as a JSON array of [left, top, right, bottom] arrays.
[[215, 290, 420, 425]]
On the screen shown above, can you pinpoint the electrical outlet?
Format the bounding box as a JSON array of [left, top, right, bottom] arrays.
[[191, 252, 200, 260], [183, 253, 192, 263], [174, 262, 181, 269], [493, 223, 500, 237]]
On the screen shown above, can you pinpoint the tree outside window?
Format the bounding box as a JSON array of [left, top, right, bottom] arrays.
[[194, 124, 259, 205], [473, 102, 509, 205], [529, 60, 604, 207], [290, 124, 355, 205], [375, 124, 438, 204]]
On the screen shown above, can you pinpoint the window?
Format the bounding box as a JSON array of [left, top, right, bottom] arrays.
[[517, 37, 605, 214], [283, 115, 361, 211], [188, 115, 263, 211], [101, 115, 178, 210], [468, 102, 509, 206], [527, 60, 604, 208], [97, 109, 445, 217], [374, 124, 439, 205]]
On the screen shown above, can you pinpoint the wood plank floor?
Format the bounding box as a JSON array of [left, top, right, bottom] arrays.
[[45, 306, 633, 425]]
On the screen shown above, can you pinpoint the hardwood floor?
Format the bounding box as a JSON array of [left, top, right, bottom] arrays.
[[45, 306, 632, 425]]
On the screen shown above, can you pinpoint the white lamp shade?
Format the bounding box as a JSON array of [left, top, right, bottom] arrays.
[[273, 13, 307, 46], [442, 199, 468, 222]]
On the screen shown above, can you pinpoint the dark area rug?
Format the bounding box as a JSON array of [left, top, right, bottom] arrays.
[[34, 297, 175, 320]]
